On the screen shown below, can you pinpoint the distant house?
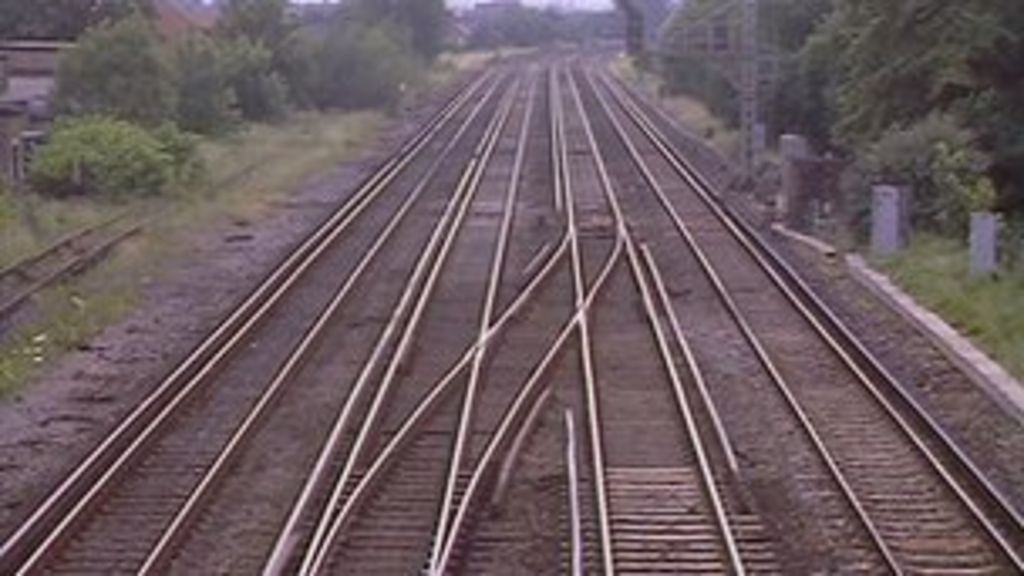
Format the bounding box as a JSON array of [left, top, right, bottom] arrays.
[[154, 0, 220, 42]]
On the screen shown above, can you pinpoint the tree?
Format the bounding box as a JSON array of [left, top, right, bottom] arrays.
[[173, 33, 239, 134], [54, 14, 175, 126], [350, 0, 447, 61], [222, 37, 288, 121], [310, 21, 419, 111], [0, 0, 153, 40], [217, 0, 294, 60], [811, 0, 1024, 210]]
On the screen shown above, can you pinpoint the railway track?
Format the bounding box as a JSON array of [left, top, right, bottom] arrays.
[[0, 215, 142, 325], [576, 62, 1023, 573], [1, 54, 1020, 576], [0, 68, 507, 574]]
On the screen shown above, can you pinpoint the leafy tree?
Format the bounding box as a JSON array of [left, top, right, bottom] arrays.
[[350, 0, 447, 61], [222, 38, 288, 122], [311, 21, 419, 111], [173, 33, 239, 134], [217, 0, 293, 60], [841, 115, 994, 237], [811, 0, 1024, 211], [55, 14, 174, 126], [0, 0, 153, 40], [466, 6, 567, 49]]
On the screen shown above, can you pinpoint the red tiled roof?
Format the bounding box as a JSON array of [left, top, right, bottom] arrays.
[[154, 0, 219, 41]]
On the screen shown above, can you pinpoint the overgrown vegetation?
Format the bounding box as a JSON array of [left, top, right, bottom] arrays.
[[0, 0, 463, 393], [55, 14, 175, 126], [880, 236, 1024, 382], [657, 0, 1024, 235], [0, 109, 385, 395], [29, 117, 199, 199]]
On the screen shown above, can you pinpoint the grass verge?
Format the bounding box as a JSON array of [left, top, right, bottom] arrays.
[[878, 234, 1024, 381], [0, 110, 384, 397]]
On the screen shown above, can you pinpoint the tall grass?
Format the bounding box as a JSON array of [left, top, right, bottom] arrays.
[[879, 234, 1024, 381]]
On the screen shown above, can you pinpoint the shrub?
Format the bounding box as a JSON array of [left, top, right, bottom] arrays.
[[312, 23, 420, 111], [30, 116, 173, 199], [173, 33, 240, 135], [842, 115, 994, 238], [222, 38, 289, 122], [152, 123, 205, 186], [0, 181, 14, 228], [55, 14, 175, 126]]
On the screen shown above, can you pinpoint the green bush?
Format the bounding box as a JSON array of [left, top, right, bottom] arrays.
[[152, 123, 205, 186], [173, 33, 240, 135], [222, 38, 289, 122], [842, 115, 994, 238], [55, 14, 175, 126], [30, 116, 174, 199], [312, 23, 420, 111]]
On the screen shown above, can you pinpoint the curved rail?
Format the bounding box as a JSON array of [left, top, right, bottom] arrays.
[[133, 73, 511, 576], [593, 65, 1024, 570], [263, 75, 522, 576], [428, 73, 541, 572], [0, 70, 495, 575], [565, 65, 747, 575]]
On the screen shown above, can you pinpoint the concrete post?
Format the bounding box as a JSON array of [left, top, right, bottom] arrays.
[[970, 212, 999, 276], [778, 134, 809, 222], [871, 185, 910, 257]]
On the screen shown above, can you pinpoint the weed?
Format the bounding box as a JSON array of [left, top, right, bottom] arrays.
[[879, 235, 1024, 381]]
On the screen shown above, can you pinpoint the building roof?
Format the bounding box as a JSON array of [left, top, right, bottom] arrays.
[[154, 0, 220, 41]]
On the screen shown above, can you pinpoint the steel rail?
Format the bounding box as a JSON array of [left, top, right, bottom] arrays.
[[428, 73, 540, 573], [564, 409, 584, 576], [287, 77, 523, 576], [622, 234, 747, 574], [0, 218, 142, 321], [549, 66, 564, 215], [260, 74, 514, 576], [599, 67, 1024, 569], [134, 72, 511, 576], [432, 64, 627, 575], [0, 212, 128, 283], [567, 66, 747, 576], [639, 244, 741, 477], [583, 66, 903, 573], [432, 225, 623, 576], [0, 70, 495, 576], [560, 64, 617, 576], [311, 229, 572, 576]]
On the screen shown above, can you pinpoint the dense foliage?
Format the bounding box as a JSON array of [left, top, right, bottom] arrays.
[[349, 0, 447, 61], [26, 0, 450, 198], [29, 117, 186, 199], [54, 14, 175, 126], [173, 33, 239, 134], [658, 0, 1024, 232], [0, 0, 153, 40]]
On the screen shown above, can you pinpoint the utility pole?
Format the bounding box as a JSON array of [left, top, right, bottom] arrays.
[[740, 0, 760, 178]]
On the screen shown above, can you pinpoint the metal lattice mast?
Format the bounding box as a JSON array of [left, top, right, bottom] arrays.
[[740, 0, 759, 177]]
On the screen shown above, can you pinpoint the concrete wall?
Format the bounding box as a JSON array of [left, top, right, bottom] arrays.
[[0, 42, 71, 77]]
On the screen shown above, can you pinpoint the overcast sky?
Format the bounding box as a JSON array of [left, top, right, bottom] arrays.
[[446, 0, 615, 8], [287, 1, 616, 9]]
